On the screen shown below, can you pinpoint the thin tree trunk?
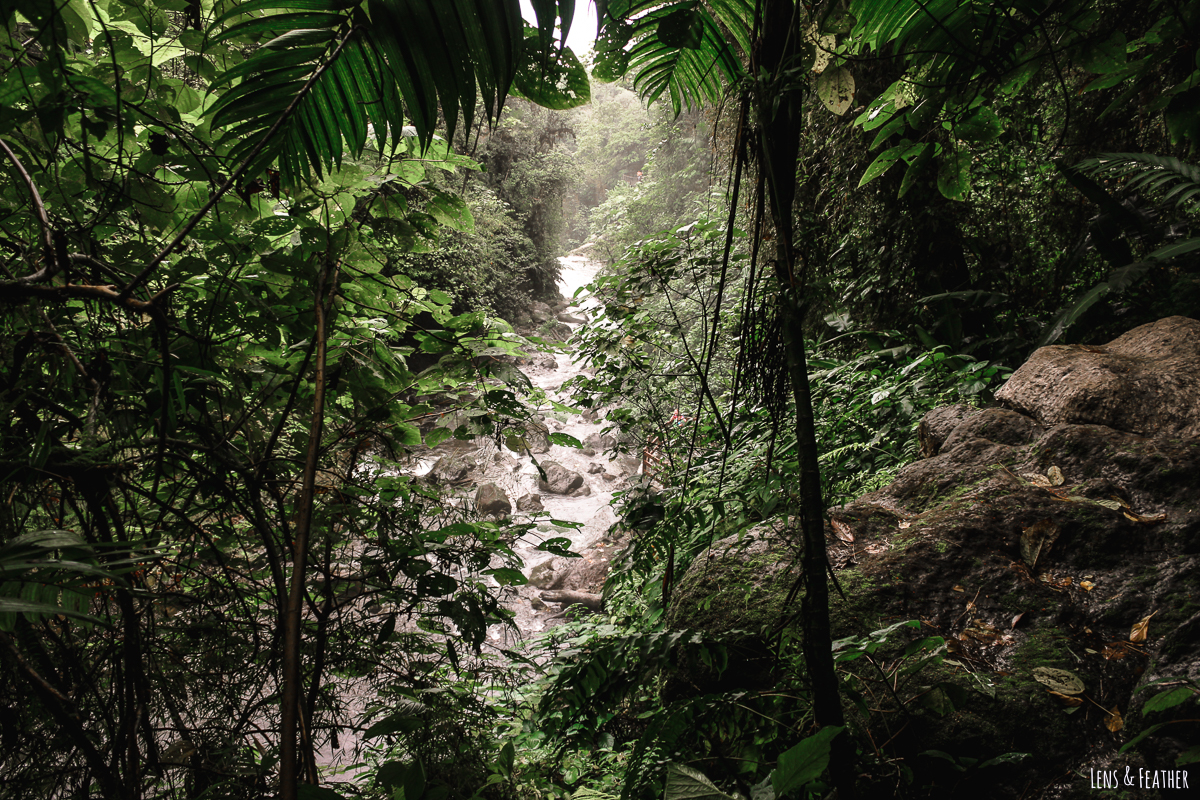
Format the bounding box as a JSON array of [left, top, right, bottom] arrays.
[[754, 1, 855, 795], [280, 266, 335, 800]]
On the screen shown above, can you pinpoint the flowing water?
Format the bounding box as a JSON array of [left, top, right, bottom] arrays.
[[318, 253, 631, 776]]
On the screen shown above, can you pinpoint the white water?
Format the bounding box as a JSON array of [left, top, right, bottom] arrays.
[[318, 254, 629, 777]]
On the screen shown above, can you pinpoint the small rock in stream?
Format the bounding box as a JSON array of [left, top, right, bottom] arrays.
[[475, 483, 511, 518], [427, 453, 474, 484], [516, 493, 544, 512], [538, 461, 584, 494]]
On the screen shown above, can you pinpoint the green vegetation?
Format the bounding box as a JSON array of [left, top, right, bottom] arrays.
[[2, 1, 1199, 799]]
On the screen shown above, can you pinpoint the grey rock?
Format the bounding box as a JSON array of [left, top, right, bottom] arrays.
[[995, 315, 1200, 439], [538, 461, 584, 495], [505, 422, 550, 455], [541, 321, 573, 342], [428, 453, 474, 485], [527, 559, 562, 589], [516, 493, 544, 513], [616, 455, 642, 476], [587, 463, 605, 474], [475, 483, 511, 518], [556, 312, 586, 324], [585, 432, 617, 453]]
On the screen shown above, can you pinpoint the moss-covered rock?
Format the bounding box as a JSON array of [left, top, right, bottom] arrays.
[[661, 319, 1200, 796]]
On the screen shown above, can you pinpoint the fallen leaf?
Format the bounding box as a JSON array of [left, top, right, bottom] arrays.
[[1101, 643, 1130, 660], [1080, 580, 1095, 591], [1047, 690, 1084, 707], [1095, 499, 1122, 510], [898, 521, 910, 529], [1130, 611, 1157, 643], [1024, 472, 1052, 487], [1020, 519, 1060, 570], [1105, 706, 1123, 732], [1032, 666, 1085, 695], [952, 585, 965, 592], [1047, 466, 1065, 486], [1010, 612, 1024, 629], [831, 518, 855, 542]]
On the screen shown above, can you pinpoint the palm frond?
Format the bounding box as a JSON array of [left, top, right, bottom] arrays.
[[206, 0, 551, 188], [1079, 153, 1200, 216], [600, 1, 753, 114]]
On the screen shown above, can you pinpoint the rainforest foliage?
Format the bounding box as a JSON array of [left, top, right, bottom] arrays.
[[1, 1, 1199, 799]]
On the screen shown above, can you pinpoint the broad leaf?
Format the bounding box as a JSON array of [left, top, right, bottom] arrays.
[[772, 726, 843, 796]]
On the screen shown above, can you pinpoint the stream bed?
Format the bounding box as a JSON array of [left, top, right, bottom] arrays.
[[318, 253, 635, 776]]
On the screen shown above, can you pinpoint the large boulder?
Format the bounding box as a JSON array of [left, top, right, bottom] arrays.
[[916, 403, 974, 457], [670, 318, 1200, 796], [474, 483, 511, 518], [537, 461, 584, 495], [540, 321, 573, 342], [995, 315, 1200, 438]]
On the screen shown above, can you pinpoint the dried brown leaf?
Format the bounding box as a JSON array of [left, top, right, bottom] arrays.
[[1101, 643, 1130, 660], [1130, 611, 1157, 643], [1105, 706, 1124, 732], [1020, 519, 1060, 570], [1047, 690, 1084, 707]]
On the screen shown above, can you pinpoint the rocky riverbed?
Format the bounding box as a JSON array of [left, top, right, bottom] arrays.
[[316, 253, 636, 776], [419, 252, 637, 639]]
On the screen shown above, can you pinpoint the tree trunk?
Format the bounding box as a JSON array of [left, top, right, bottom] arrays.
[[280, 266, 335, 800], [755, 1, 855, 796]]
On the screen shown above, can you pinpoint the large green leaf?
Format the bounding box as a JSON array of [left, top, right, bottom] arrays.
[[771, 726, 844, 797], [512, 32, 591, 109]]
